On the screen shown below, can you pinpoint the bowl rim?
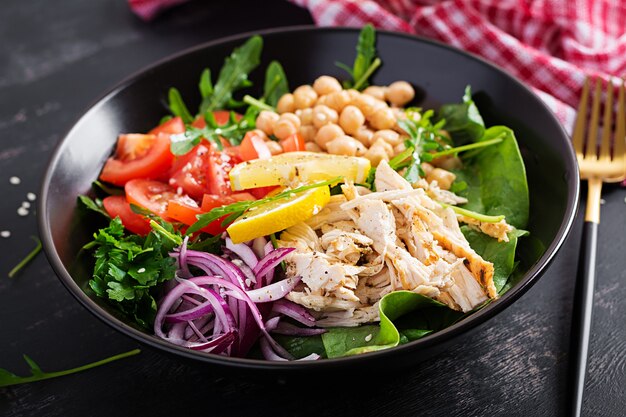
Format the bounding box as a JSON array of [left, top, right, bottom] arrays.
[[39, 25, 580, 370]]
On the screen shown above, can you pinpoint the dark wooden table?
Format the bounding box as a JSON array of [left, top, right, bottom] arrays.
[[1, 1, 625, 416]]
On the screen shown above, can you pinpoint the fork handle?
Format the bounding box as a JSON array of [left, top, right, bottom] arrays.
[[569, 178, 602, 417]]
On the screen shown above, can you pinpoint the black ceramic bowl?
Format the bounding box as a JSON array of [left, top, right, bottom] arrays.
[[39, 27, 579, 374]]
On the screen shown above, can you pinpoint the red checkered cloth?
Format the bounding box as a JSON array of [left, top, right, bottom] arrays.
[[289, 0, 626, 135], [128, 0, 626, 135]]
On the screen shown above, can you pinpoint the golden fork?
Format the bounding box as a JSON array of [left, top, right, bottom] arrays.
[[569, 77, 626, 417]]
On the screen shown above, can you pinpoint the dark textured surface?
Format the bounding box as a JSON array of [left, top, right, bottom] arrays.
[[0, 1, 624, 416]]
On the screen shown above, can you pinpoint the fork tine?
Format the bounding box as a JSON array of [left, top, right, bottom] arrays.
[[615, 78, 625, 162], [572, 78, 590, 156], [586, 77, 602, 159], [599, 78, 613, 161]]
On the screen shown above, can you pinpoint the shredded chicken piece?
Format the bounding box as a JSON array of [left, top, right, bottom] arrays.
[[280, 159, 502, 325], [458, 216, 514, 242]]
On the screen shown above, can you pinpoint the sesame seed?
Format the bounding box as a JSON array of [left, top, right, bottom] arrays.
[[137, 267, 146, 273], [9, 176, 21, 185], [365, 334, 372, 342], [21, 201, 31, 209], [27, 192, 36, 201], [600, 199, 606, 205], [17, 207, 29, 216], [0, 230, 10, 238]]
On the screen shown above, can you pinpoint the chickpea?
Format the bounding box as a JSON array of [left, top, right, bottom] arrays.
[[339, 105, 365, 135], [369, 107, 396, 130], [353, 127, 375, 146], [421, 162, 434, 176], [351, 93, 377, 117], [434, 155, 462, 171], [313, 76, 342, 96], [296, 108, 313, 125], [394, 142, 407, 155], [277, 93, 295, 114], [363, 86, 387, 101], [305, 142, 322, 152], [255, 110, 279, 136], [385, 81, 415, 107], [314, 123, 344, 150], [372, 129, 402, 146], [426, 168, 456, 190], [250, 129, 269, 141], [279, 112, 301, 130], [345, 89, 360, 101], [274, 119, 298, 141], [293, 85, 318, 109], [326, 135, 361, 156], [265, 140, 283, 155], [300, 125, 317, 142], [325, 91, 351, 112], [316, 95, 329, 107], [364, 138, 393, 166], [312, 105, 339, 129]]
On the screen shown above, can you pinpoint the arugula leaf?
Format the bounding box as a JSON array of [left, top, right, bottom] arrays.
[[200, 35, 263, 113], [77, 195, 110, 218], [337, 24, 381, 90], [0, 349, 140, 387], [8, 236, 42, 278], [462, 227, 529, 293], [199, 68, 213, 100], [85, 217, 177, 329], [436, 85, 485, 144], [167, 88, 194, 124], [187, 177, 342, 234], [263, 61, 289, 107], [454, 126, 529, 229]]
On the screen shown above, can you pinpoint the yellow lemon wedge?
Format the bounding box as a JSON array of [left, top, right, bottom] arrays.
[[226, 185, 331, 243], [229, 151, 371, 191]]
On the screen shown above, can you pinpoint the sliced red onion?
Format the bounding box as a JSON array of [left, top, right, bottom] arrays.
[[271, 321, 327, 336], [264, 316, 281, 332], [262, 241, 276, 287], [260, 337, 287, 361], [252, 247, 294, 278], [252, 237, 268, 258], [263, 241, 274, 256], [225, 237, 258, 269], [182, 250, 248, 290], [243, 276, 301, 303], [165, 301, 214, 323], [178, 236, 192, 278], [271, 299, 316, 327]]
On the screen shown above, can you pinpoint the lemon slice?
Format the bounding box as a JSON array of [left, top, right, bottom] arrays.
[[229, 151, 371, 191], [226, 185, 331, 243]]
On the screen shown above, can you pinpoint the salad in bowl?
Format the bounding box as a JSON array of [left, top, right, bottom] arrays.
[[78, 26, 529, 361]]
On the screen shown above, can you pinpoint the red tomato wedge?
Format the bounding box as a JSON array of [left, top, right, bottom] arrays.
[[100, 133, 174, 186], [280, 132, 305, 153], [239, 131, 272, 161], [149, 116, 185, 136], [169, 144, 212, 200], [247, 186, 279, 199], [207, 148, 236, 196], [102, 195, 152, 235], [125, 179, 182, 220], [166, 199, 202, 225]]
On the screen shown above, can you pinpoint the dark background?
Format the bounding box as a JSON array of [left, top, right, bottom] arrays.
[[1, 0, 625, 416]]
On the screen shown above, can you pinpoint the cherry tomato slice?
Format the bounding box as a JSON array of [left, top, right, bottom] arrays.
[[169, 144, 212, 200], [125, 179, 181, 220], [149, 116, 185, 136], [279, 132, 306, 153], [102, 195, 152, 235], [100, 133, 173, 186], [239, 131, 272, 161]]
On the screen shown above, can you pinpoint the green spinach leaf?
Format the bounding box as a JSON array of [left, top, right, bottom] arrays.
[[462, 226, 529, 293], [454, 126, 529, 229], [437, 86, 485, 144]]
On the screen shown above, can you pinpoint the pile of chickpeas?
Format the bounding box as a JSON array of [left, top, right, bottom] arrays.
[[253, 75, 416, 166]]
